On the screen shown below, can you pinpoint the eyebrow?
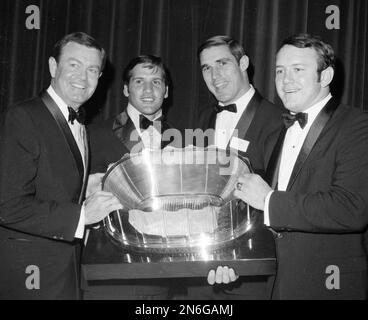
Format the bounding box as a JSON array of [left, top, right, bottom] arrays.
[[67, 57, 101, 69], [131, 76, 164, 80], [201, 57, 232, 68], [215, 57, 232, 63], [275, 63, 307, 68]]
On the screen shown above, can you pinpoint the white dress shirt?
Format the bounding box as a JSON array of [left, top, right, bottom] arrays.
[[47, 86, 87, 168], [264, 94, 332, 225], [47, 86, 86, 238], [127, 103, 163, 150], [215, 85, 255, 149]]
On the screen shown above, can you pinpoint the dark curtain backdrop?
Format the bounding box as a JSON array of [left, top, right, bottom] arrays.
[[1, 0, 368, 130]]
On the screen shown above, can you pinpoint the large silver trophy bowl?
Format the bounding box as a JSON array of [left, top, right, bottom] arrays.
[[102, 146, 253, 253]]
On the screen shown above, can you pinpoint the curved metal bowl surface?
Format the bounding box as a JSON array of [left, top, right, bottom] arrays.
[[102, 146, 253, 252]]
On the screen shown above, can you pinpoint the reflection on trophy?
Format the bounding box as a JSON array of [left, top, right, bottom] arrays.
[[102, 146, 254, 253]]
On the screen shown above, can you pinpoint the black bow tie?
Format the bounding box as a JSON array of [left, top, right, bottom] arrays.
[[139, 114, 162, 131], [215, 103, 237, 114], [68, 107, 85, 124], [282, 112, 308, 129]]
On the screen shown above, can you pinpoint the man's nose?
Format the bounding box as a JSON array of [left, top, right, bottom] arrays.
[[143, 82, 153, 92], [283, 69, 294, 84], [77, 67, 88, 80], [211, 66, 221, 80]]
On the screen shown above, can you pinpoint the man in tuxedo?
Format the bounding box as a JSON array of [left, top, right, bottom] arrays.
[[84, 55, 175, 299], [184, 36, 284, 300], [195, 35, 284, 178], [0, 32, 123, 300], [88, 55, 176, 174], [209, 34, 368, 299]]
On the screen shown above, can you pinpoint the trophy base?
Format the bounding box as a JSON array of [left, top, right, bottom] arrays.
[[82, 225, 276, 279]]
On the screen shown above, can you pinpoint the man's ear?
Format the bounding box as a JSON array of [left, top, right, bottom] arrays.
[[123, 84, 129, 97], [239, 55, 249, 72], [49, 57, 57, 78], [320, 66, 334, 87], [164, 86, 168, 99]]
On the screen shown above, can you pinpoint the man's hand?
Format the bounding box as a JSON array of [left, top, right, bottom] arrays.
[[84, 191, 123, 225], [207, 266, 239, 285], [234, 173, 272, 210], [86, 173, 104, 198]]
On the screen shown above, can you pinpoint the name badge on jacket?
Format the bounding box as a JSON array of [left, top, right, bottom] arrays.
[[229, 136, 249, 153]]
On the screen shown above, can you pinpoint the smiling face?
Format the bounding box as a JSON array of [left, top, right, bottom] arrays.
[[200, 45, 250, 104], [123, 63, 168, 119], [49, 41, 102, 109], [275, 44, 332, 113]]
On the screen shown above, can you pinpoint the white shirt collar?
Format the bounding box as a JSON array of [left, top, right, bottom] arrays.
[[126, 103, 162, 133], [296, 93, 332, 130], [47, 85, 70, 121], [218, 85, 255, 113]]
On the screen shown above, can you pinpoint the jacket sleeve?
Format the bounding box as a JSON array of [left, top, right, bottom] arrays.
[[0, 105, 81, 241]]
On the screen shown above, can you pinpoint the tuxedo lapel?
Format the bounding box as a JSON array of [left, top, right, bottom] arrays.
[[207, 107, 217, 146], [40, 91, 84, 188], [228, 90, 261, 146], [160, 119, 174, 149], [208, 106, 217, 130], [286, 98, 340, 190], [78, 126, 89, 204], [265, 127, 286, 188], [112, 111, 143, 152]]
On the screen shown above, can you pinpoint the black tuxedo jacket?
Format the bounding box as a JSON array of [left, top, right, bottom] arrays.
[[86, 110, 177, 299], [183, 91, 283, 299], [196, 90, 284, 179], [0, 91, 87, 299], [89, 110, 176, 174], [268, 98, 368, 299]]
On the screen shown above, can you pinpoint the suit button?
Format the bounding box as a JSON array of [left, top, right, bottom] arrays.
[[277, 233, 283, 239]]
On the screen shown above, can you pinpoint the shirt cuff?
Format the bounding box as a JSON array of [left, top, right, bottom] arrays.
[[74, 203, 85, 239], [263, 190, 274, 226]]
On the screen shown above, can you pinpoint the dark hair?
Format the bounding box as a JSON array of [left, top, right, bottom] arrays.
[[280, 33, 335, 75], [197, 35, 245, 63], [51, 32, 106, 70], [123, 55, 168, 86]]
